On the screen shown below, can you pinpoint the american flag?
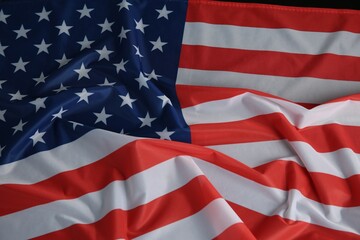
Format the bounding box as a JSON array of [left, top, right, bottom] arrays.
[[1, 0, 360, 239]]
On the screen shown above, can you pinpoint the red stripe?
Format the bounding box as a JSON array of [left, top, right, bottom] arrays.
[[228, 201, 360, 239], [176, 85, 318, 109], [177, 84, 360, 109], [32, 176, 221, 240], [187, 1, 360, 33], [254, 160, 360, 207], [189, 115, 280, 145], [213, 223, 256, 240], [179, 45, 360, 81], [190, 113, 360, 153]]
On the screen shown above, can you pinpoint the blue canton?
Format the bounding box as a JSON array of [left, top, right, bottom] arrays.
[[0, 0, 190, 164]]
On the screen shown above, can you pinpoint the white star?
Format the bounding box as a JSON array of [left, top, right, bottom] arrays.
[[74, 63, 91, 80], [69, 121, 84, 130], [158, 95, 173, 108], [30, 97, 47, 112], [55, 54, 71, 68], [36, 7, 51, 22], [114, 59, 128, 73], [118, 0, 132, 11], [156, 5, 173, 20], [0, 42, 8, 56], [135, 72, 151, 89], [0, 10, 10, 24], [33, 72, 47, 86], [150, 37, 167, 52], [12, 119, 27, 135], [156, 127, 175, 140], [9, 90, 26, 101], [96, 46, 113, 61], [146, 70, 161, 80], [98, 78, 116, 87], [76, 88, 94, 103], [94, 107, 112, 125], [0, 109, 6, 121], [52, 107, 68, 121], [0, 145, 4, 157], [133, 45, 143, 58], [0, 80, 6, 89], [77, 4, 93, 19], [134, 18, 149, 34], [34, 39, 52, 54], [98, 18, 114, 33], [77, 36, 94, 51], [12, 57, 29, 72], [14, 25, 30, 39], [56, 21, 73, 36], [30, 130, 46, 146], [119, 93, 136, 108], [53, 83, 68, 93], [119, 27, 130, 43], [138, 112, 156, 128]]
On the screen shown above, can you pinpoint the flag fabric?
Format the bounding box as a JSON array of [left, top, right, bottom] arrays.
[[1, 0, 360, 239]]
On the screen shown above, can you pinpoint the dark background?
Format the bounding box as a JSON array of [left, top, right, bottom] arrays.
[[1, 0, 359, 10], [216, 1, 360, 10]]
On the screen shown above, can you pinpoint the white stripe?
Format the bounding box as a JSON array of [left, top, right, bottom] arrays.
[[134, 199, 241, 240], [209, 141, 360, 178], [183, 22, 360, 57], [0, 129, 139, 185], [207, 140, 300, 168], [0, 156, 204, 240], [182, 91, 360, 128], [289, 141, 360, 178], [176, 68, 360, 104], [193, 158, 360, 235]]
